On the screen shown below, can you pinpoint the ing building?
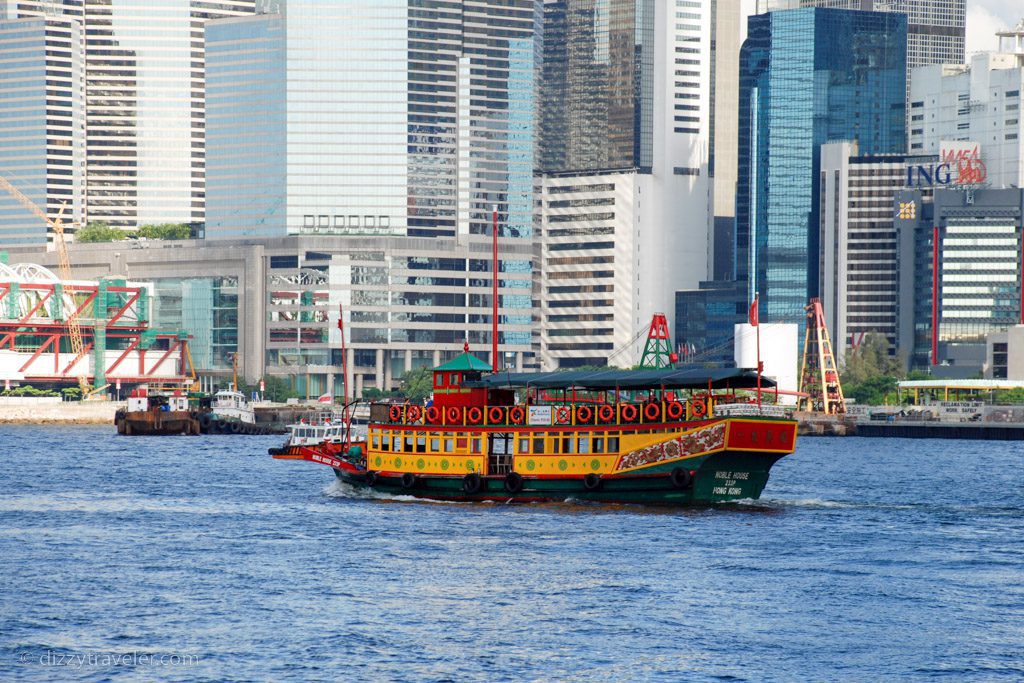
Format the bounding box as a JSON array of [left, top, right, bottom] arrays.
[[736, 8, 907, 330]]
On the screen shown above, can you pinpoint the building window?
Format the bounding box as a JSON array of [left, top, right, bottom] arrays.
[[349, 215, 359, 227], [303, 215, 314, 227]]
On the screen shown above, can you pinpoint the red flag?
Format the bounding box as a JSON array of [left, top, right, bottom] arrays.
[[749, 297, 759, 327]]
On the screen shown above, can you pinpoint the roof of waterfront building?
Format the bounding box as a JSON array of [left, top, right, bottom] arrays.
[[471, 367, 772, 391], [897, 379, 1024, 391]]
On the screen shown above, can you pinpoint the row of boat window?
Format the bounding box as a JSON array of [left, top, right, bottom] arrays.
[[370, 432, 622, 455]]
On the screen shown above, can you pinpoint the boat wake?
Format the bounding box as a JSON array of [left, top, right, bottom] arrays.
[[321, 479, 485, 505]]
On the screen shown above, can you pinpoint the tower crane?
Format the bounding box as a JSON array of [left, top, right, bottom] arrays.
[[0, 175, 91, 395]]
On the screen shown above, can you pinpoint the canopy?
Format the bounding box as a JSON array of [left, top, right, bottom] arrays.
[[467, 367, 773, 391]]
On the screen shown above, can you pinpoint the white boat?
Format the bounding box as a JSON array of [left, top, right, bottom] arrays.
[[210, 389, 256, 424]]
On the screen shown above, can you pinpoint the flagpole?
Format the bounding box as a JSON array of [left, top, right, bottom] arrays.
[[754, 293, 762, 414]]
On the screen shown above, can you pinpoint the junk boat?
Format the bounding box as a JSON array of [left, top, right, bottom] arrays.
[[272, 352, 798, 505], [115, 387, 199, 436]]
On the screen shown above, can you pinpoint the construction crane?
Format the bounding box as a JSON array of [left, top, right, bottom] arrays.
[[0, 175, 91, 396], [797, 298, 846, 415]]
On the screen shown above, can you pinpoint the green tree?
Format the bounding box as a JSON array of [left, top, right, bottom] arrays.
[[136, 223, 191, 240], [239, 375, 299, 403], [76, 221, 126, 243], [841, 332, 901, 386], [845, 374, 898, 406], [995, 388, 1024, 405], [398, 366, 434, 403]]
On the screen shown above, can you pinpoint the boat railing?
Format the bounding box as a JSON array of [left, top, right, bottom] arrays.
[[377, 396, 728, 428]]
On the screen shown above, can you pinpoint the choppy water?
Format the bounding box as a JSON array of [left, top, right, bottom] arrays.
[[1, 426, 1022, 681]]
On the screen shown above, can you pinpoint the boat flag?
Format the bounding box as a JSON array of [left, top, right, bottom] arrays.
[[317, 393, 332, 404], [749, 296, 759, 327]]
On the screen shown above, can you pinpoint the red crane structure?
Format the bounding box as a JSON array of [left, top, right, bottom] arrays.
[[797, 298, 846, 414]]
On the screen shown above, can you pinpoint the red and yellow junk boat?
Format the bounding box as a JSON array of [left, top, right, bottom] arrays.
[[275, 352, 798, 505]]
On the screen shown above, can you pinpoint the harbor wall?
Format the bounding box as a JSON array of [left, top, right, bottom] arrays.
[[0, 399, 122, 425]]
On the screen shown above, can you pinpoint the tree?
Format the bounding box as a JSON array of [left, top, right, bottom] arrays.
[[841, 333, 901, 386], [76, 221, 126, 243], [136, 223, 191, 240], [845, 374, 898, 406], [398, 366, 434, 403], [239, 376, 299, 403]]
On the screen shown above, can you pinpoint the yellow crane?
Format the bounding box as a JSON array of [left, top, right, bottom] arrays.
[[0, 175, 91, 396]]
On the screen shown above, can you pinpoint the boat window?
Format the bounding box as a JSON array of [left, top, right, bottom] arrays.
[[456, 437, 467, 450], [416, 436, 426, 453], [608, 436, 620, 452], [430, 437, 440, 451], [404, 436, 414, 451], [380, 435, 390, 451], [434, 374, 443, 387], [518, 438, 529, 453], [393, 436, 402, 451], [532, 434, 544, 453], [444, 437, 454, 452], [371, 435, 380, 449], [449, 373, 460, 386], [578, 437, 590, 454], [471, 438, 481, 454], [562, 437, 573, 454], [550, 436, 559, 454], [593, 437, 604, 453]]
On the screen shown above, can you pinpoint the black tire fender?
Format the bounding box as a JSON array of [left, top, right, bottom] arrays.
[[504, 471, 524, 494], [583, 473, 602, 491], [670, 467, 693, 489], [462, 472, 482, 494], [401, 472, 417, 489]]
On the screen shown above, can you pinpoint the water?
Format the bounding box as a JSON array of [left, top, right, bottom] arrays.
[[1, 426, 1022, 682]]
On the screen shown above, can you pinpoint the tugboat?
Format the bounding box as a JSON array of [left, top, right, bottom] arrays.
[[198, 389, 260, 434], [274, 350, 798, 505], [115, 387, 199, 436]]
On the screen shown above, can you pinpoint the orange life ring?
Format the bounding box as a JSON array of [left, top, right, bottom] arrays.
[[467, 406, 483, 424], [509, 406, 526, 424], [406, 405, 422, 422], [597, 404, 615, 422], [425, 406, 440, 423], [620, 404, 638, 422], [576, 405, 593, 423], [447, 406, 463, 424], [488, 406, 505, 424], [389, 405, 402, 422], [644, 402, 660, 422], [555, 405, 571, 424], [691, 398, 707, 418], [666, 400, 684, 420]]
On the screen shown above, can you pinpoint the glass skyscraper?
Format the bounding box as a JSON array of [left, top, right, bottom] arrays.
[[205, 0, 537, 241], [735, 8, 906, 326]]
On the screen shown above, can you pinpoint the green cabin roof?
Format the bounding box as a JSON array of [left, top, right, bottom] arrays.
[[435, 352, 492, 372]]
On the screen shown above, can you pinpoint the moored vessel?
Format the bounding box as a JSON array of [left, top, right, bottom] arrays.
[[275, 352, 798, 505], [115, 388, 199, 436]]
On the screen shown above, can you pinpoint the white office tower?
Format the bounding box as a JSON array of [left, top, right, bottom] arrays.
[[538, 0, 713, 370], [909, 22, 1024, 189]]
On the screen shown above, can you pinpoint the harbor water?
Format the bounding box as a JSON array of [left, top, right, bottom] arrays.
[[1, 426, 1022, 681]]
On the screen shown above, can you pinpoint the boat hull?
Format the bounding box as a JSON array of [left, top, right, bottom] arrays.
[[115, 410, 199, 436]]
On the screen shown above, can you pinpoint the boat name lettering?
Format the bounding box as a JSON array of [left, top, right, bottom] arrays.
[[714, 471, 749, 481], [713, 486, 744, 496]]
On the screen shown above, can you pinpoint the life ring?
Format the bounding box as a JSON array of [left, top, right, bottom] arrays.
[[401, 472, 417, 489], [576, 405, 593, 424], [425, 406, 440, 423], [463, 472, 483, 494], [670, 467, 693, 489], [690, 398, 707, 419], [488, 406, 505, 425], [447, 406, 463, 424], [365, 471, 377, 486], [509, 406, 526, 425], [597, 404, 615, 423], [583, 473, 602, 491], [504, 471, 524, 494], [389, 405, 402, 422], [666, 400, 684, 420], [555, 406, 571, 424], [620, 404, 638, 422], [467, 407, 483, 424], [643, 403, 661, 422], [406, 405, 422, 422]]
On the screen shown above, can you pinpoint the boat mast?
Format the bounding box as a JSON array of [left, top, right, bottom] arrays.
[[338, 302, 352, 448], [492, 204, 499, 372]]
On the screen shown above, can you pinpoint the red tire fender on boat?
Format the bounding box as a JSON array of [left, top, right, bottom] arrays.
[[488, 406, 505, 424], [690, 398, 707, 419], [620, 403, 638, 422], [389, 405, 403, 422], [666, 400, 684, 420], [508, 406, 526, 425], [597, 404, 615, 423], [406, 405, 422, 423], [447, 406, 463, 424], [467, 406, 483, 424], [555, 406, 572, 424], [576, 405, 593, 424], [425, 406, 440, 424], [643, 402, 661, 422]]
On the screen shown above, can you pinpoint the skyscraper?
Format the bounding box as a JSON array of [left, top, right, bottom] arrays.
[[205, 1, 537, 241], [538, 0, 712, 369], [0, 14, 84, 244], [736, 8, 906, 326], [0, 1, 256, 236]]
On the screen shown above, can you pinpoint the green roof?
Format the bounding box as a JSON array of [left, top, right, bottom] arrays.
[[435, 352, 492, 372], [467, 367, 773, 391]]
